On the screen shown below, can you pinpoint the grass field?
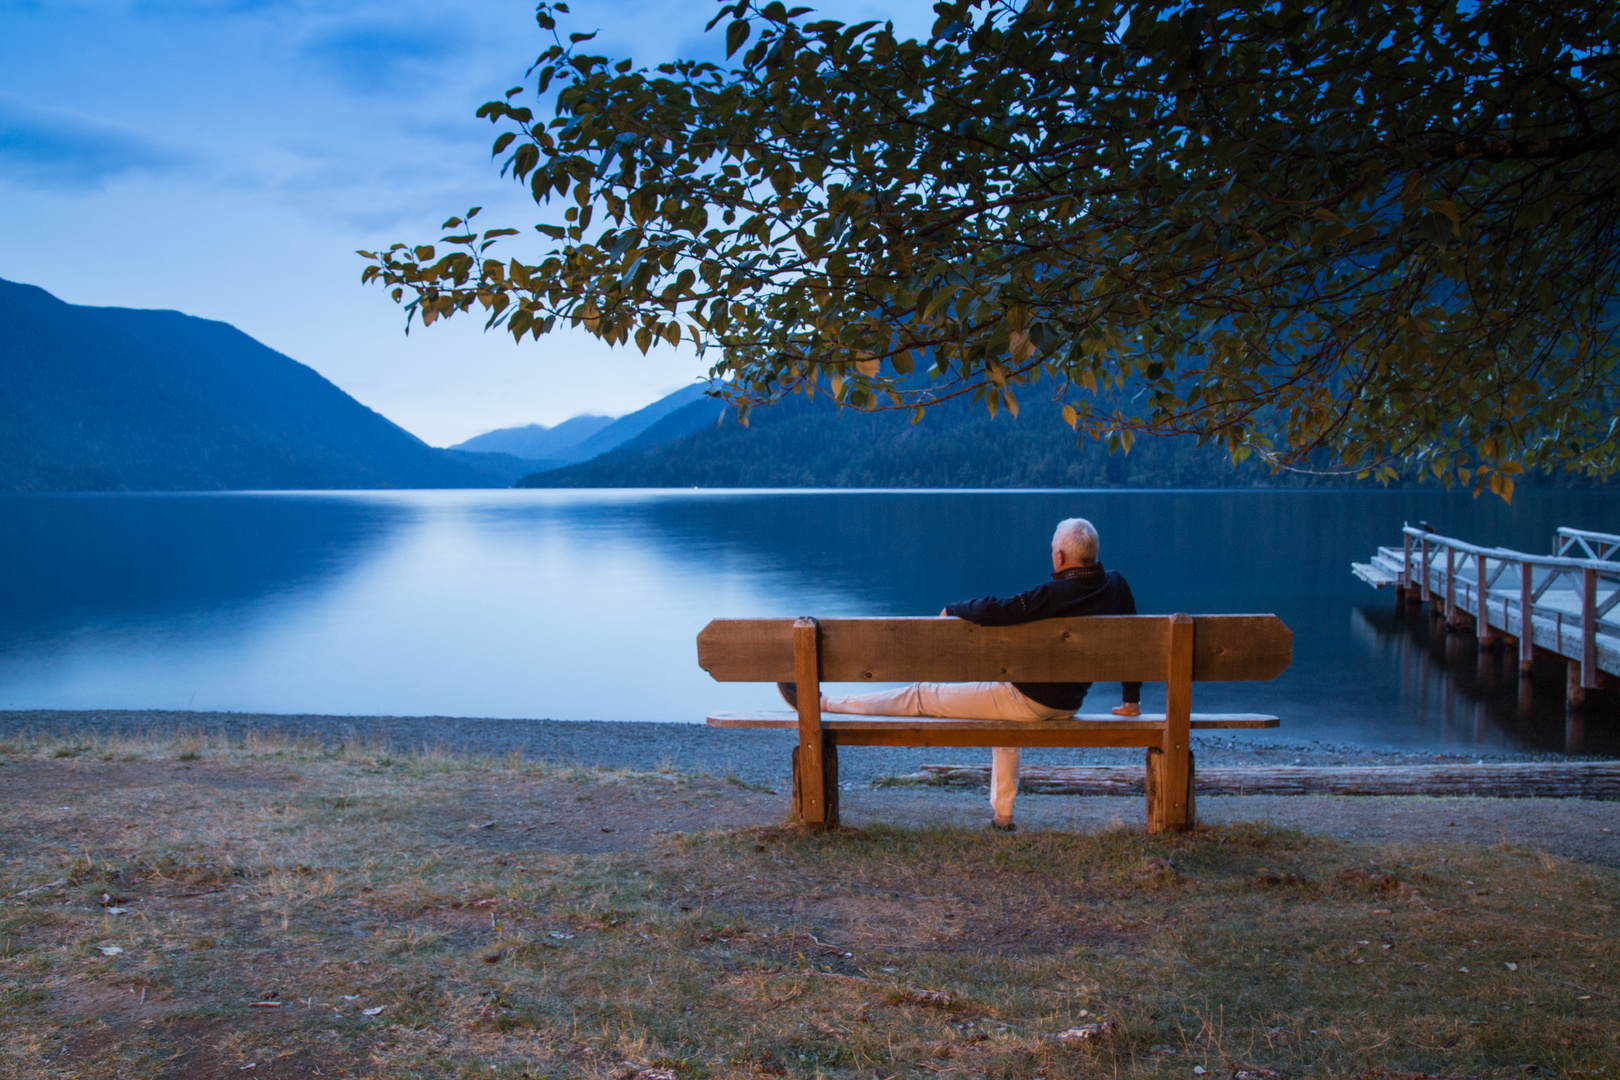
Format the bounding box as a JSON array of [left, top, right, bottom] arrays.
[[0, 730, 1615, 1079]]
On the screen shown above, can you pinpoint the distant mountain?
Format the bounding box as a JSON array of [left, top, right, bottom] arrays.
[[517, 391, 1344, 489], [555, 383, 725, 463], [440, 449, 563, 484], [449, 414, 613, 459], [606, 395, 730, 456], [448, 384, 724, 475], [0, 278, 495, 491]]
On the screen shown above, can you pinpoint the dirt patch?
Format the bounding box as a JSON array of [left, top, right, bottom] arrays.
[[417, 779, 783, 856], [0, 757, 297, 798], [722, 880, 1150, 957], [57, 1012, 368, 1079]]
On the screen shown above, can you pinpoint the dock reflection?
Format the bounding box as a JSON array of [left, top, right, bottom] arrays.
[[1353, 604, 1618, 756]]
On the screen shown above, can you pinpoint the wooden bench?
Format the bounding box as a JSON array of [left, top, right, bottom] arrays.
[[697, 613, 1292, 832]]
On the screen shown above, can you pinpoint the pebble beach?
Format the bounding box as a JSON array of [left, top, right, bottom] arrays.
[[0, 709, 1587, 791]]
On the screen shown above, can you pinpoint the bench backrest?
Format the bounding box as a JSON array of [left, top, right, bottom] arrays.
[[697, 615, 1291, 683]]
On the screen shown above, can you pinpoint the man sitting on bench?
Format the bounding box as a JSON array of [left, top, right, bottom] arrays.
[[777, 517, 1141, 832]]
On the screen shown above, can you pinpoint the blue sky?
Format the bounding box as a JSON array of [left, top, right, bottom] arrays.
[[0, 0, 924, 444]]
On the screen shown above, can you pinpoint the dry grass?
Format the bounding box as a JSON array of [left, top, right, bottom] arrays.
[[0, 730, 1615, 1079]]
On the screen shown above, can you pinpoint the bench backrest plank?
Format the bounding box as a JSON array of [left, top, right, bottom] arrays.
[[697, 615, 1291, 683]]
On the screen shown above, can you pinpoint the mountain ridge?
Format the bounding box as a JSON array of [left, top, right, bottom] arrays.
[[450, 414, 614, 459], [0, 278, 494, 491], [518, 391, 1619, 490], [557, 383, 724, 462], [518, 392, 1357, 489]]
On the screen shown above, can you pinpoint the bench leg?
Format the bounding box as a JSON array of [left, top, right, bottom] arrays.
[[1146, 747, 1196, 833], [790, 616, 834, 831], [791, 735, 839, 831], [1150, 612, 1196, 833]]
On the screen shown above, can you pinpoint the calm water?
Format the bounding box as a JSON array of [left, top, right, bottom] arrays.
[[1, 489, 1615, 754]]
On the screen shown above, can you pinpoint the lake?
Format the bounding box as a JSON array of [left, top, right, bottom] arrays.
[[1, 488, 1615, 755]]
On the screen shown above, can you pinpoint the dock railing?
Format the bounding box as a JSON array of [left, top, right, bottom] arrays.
[[1557, 526, 1620, 562], [1385, 525, 1620, 695]]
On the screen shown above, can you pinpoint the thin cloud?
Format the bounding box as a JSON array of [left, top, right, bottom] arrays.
[[302, 20, 470, 95], [0, 96, 181, 188]]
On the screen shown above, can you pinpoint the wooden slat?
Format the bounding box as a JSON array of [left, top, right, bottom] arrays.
[[838, 728, 1160, 748], [696, 615, 1291, 683], [1352, 562, 1397, 587], [706, 712, 1280, 730]]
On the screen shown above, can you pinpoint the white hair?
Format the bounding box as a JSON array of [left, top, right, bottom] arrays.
[[1052, 517, 1099, 564]]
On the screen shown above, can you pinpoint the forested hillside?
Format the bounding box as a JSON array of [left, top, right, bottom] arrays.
[[519, 392, 1344, 489]]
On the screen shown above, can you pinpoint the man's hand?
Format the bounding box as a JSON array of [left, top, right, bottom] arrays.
[[939, 607, 949, 617]]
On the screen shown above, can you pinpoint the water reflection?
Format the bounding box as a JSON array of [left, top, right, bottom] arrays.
[[1352, 602, 1618, 756], [0, 488, 1614, 754], [0, 493, 407, 649]]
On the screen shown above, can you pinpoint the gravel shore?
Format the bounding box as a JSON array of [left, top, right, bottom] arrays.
[[0, 709, 1595, 791]]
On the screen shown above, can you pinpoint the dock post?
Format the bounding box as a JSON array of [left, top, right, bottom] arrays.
[[1398, 532, 1413, 608], [1582, 567, 1599, 691], [1476, 553, 1495, 644], [1420, 537, 1432, 606], [1445, 545, 1459, 628], [1567, 710, 1587, 754], [1567, 660, 1587, 711], [1519, 560, 1535, 676]]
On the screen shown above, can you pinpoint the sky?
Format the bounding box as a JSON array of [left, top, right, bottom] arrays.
[[0, 0, 926, 446]]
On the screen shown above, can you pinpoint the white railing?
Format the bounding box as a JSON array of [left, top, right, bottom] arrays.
[[1556, 526, 1620, 562], [1399, 524, 1620, 689]]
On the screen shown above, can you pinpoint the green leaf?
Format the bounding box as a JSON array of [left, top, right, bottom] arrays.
[[360, 0, 1620, 497]]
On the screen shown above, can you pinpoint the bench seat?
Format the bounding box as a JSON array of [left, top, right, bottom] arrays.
[[707, 711, 1278, 747], [697, 613, 1292, 832]]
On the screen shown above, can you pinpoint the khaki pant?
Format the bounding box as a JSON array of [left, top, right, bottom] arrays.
[[819, 682, 1075, 824]]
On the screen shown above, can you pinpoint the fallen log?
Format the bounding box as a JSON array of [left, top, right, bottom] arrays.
[[897, 762, 1620, 799]]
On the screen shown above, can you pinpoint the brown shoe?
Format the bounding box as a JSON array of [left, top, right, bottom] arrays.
[[1111, 703, 1141, 717]]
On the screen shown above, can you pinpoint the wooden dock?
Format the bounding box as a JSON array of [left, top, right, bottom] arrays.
[[1355, 526, 1620, 707]]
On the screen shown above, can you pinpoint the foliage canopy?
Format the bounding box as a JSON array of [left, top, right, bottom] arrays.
[[361, 0, 1620, 496]]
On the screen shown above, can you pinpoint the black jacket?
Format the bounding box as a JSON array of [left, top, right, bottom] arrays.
[[943, 562, 1138, 711]]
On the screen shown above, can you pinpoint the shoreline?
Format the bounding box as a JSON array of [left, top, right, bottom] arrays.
[[2, 709, 1608, 790]]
